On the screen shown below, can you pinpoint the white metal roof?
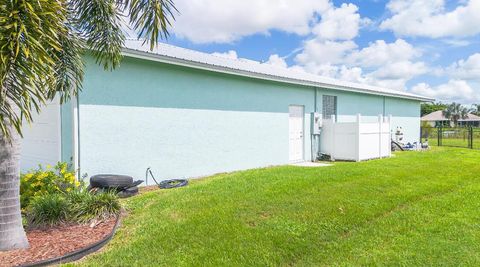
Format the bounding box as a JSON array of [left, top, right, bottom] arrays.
[[122, 39, 433, 102]]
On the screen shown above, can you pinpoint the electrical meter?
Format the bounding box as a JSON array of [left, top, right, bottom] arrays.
[[311, 112, 322, 135]]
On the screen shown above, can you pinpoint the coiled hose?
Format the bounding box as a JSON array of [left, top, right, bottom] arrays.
[[145, 167, 188, 189]]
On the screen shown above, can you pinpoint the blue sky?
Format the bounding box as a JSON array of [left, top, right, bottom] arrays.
[[138, 0, 480, 104]]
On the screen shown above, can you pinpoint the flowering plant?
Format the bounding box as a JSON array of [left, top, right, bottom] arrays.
[[20, 162, 81, 209]]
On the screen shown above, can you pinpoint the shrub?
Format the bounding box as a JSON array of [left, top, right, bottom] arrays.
[[25, 189, 121, 227], [26, 194, 69, 227], [20, 162, 80, 209], [68, 189, 121, 223]]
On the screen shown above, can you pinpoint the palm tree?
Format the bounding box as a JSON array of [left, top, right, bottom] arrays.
[[442, 103, 470, 127], [472, 104, 480, 116], [0, 0, 176, 251]]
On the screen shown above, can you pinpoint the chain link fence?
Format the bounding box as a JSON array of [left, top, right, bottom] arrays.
[[421, 126, 480, 149]]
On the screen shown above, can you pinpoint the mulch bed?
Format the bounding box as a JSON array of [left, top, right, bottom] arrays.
[[139, 185, 161, 193], [0, 218, 116, 267]]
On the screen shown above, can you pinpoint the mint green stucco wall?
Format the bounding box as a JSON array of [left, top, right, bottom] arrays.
[[319, 89, 384, 119], [62, 55, 421, 180], [80, 57, 315, 113], [75, 56, 316, 180], [385, 97, 421, 144]]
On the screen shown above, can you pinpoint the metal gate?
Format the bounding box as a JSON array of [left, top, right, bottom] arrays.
[[421, 126, 480, 149]]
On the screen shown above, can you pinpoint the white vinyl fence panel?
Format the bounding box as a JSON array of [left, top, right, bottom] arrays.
[[20, 99, 61, 171], [321, 114, 391, 161]]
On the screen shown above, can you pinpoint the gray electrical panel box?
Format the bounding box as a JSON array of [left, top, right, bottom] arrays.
[[311, 112, 322, 135]]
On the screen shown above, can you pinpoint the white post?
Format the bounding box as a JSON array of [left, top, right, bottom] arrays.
[[356, 114, 361, 162], [378, 114, 383, 159], [331, 115, 336, 161], [388, 115, 392, 157]]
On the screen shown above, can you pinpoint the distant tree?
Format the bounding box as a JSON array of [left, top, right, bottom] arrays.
[[421, 102, 448, 116], [442, 103, 470, 127], [471, 104, 480, 115], [420, 121, 433, 140]]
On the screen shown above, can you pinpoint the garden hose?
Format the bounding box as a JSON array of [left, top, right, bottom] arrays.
[[145, 168, 188, 189], [391, 140, 405, 151]]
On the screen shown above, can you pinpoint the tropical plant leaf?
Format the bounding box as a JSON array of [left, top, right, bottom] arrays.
[[124, 0, 177, 50], [0, 0, 176, 138], [0, 0, 69, 137], [70, 0, 125, 70]]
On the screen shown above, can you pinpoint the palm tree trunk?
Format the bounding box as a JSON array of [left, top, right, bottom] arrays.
[[0, 127, 29, 251]]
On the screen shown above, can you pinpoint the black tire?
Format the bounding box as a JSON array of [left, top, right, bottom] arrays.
[[118, 186, 139, 198], [131, 180, 144, 187], [90, 175, 133, 189]]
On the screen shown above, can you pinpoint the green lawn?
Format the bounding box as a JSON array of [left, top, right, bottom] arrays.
[[429, 138, 480, 149], [440, 138, 468, 147], [73, 147, 480, 266]]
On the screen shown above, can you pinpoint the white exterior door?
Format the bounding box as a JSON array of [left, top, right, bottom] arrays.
[[20, 99, 61, 171], [289, 105, 304, 162]]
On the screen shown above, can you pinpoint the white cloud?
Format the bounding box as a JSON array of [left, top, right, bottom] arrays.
[[295, 40, 357, 66], [294, 38, 427, 90], [414, 53, 480, 104], [312, 3, 366, 41], [337, 66, 367, 84], [288, 0, 427, 91], [171, 0, 330, 43], [293, 2, 366, 69], [447, 53, 480, 81], [369, 61, 427, 80], [211, 50, 238, 59], [170, 0, 372, 44], [411, 80, 478, 103], [186, 1, 429, 92], [380, 0, 480, 38], [302, 63, 342, 78], [442, 39, 471, 47], [347, 39, 420, 67], [265, 54, 288, 68]]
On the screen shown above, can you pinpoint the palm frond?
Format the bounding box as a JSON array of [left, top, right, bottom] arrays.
[[443, 102, 471, 126], [49, 23, 85, 104], [0, 0, 69, 137], [0, 0, 176, 138], [71, 0, 125, 70], [124, 0, 177, 50]]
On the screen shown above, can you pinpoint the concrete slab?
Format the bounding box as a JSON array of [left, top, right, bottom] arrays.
[[290, 162, 332, 167]]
